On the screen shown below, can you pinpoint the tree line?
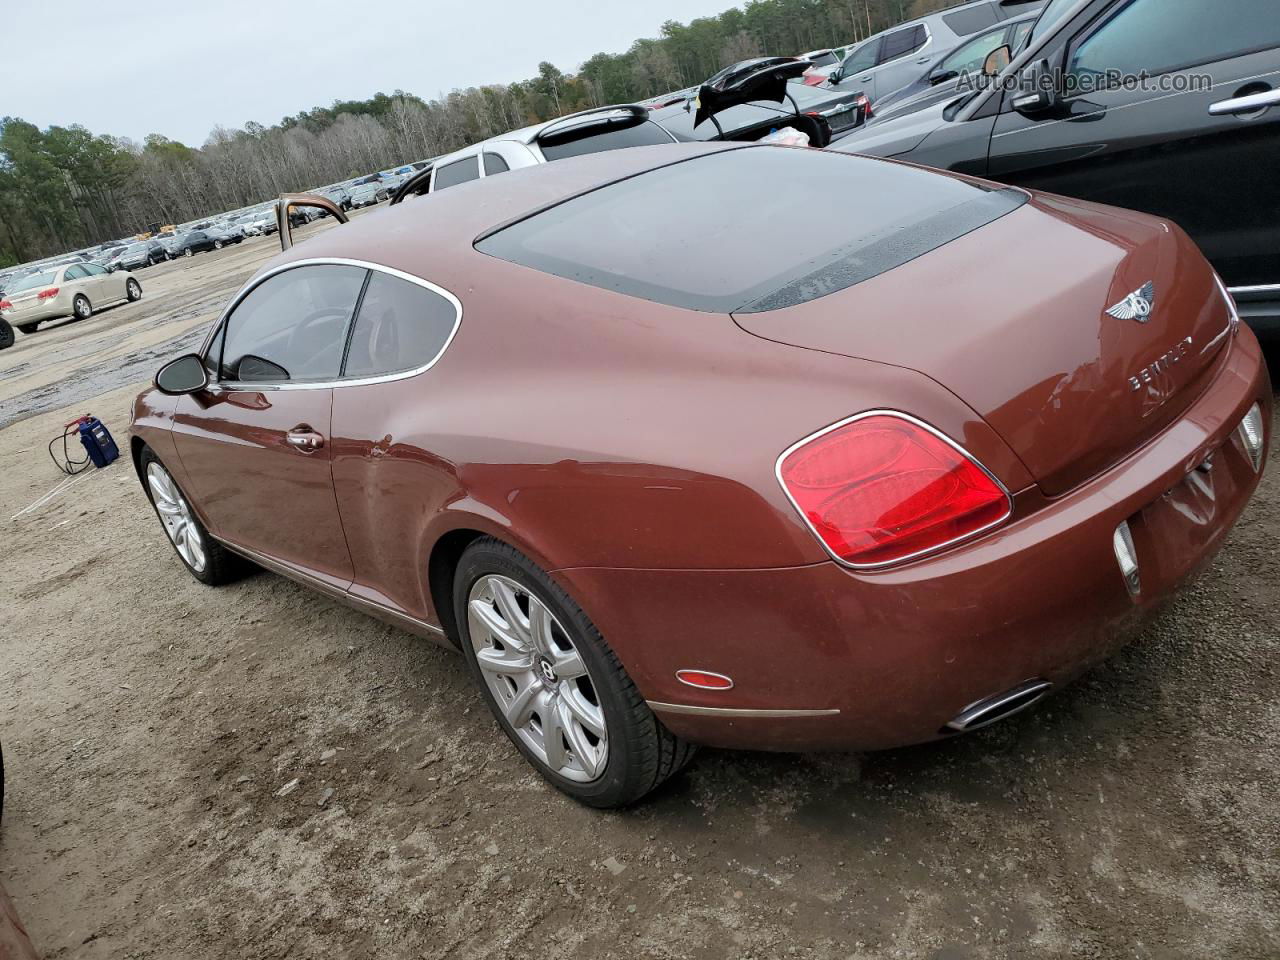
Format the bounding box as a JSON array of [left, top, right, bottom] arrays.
[[0, 0, 950, 266]]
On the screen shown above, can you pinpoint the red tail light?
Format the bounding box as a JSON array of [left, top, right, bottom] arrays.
[[0, 300, 11, 309], [37, 287, 59, 299], [856, 94, 873, 119], [778, 413, 1011, 568]]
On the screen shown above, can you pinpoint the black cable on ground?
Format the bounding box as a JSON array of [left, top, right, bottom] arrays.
[[48, 424, 92, 476]]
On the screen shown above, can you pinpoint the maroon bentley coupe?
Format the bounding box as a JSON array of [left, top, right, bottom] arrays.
[[133, 143, 1270, 806]]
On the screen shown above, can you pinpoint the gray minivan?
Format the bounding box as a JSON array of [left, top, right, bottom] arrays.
[[820, 0, 1045, 104]]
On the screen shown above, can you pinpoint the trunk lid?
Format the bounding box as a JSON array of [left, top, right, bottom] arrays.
[[733, 192, 1234, 496]]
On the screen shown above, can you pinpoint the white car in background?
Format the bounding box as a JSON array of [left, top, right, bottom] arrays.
[[0, 261, 141, 335]]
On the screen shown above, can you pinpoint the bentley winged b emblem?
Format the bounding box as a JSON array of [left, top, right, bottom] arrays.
[[1106, 281, 1156, 323]]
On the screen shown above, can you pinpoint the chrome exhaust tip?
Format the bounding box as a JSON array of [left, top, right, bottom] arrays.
[[943, 679, 1053, 734]]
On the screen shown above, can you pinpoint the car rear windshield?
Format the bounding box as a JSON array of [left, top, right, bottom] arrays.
[[9, 271, 57, 293], [537, 117, 672, 161], [476, 147, 1026, 314]]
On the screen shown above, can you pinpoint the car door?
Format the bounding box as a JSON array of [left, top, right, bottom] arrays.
[[328, 267, 462, 621], [80, 262, 118, 301], [62, 265, 91, 300], [832, 38, 882, 98], [987, 0, 1280, 292], [875, 25, 935, 100], [170, 263, 368, 587]]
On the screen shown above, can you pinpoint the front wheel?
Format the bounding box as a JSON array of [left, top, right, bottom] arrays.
[[213, 240, 223, 250], [72, 294, 92, 321], [125, 278, 142, 301], [454, 538, 694, 808], [183, 247, 193, 257]]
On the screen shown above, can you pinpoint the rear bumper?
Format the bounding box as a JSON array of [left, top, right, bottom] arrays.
[[554, 330, 1270, 752], [1, 297, 68, 325]]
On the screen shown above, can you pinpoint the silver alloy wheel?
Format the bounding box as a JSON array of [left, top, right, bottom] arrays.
[[74, 296, 90, 318], [126, 279, 141, 300], [147, 461, 207, 573], [467, 574, 608, 782]]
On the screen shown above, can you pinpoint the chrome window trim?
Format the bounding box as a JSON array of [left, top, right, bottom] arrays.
[[647, 701, 840, 719], [199, 257, 463, 393], [774, 409, 1015, 571], [1228, 283, 1280, 296]]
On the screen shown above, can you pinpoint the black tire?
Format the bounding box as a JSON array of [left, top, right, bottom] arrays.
[[213, 239, 223, 250], [17, 323, 38, 335], [72, 294, 92, 321], [453, 537, 695, 808], [139, 445, 248, 586], [126, 278, 142, 301], [0, 319, 13, 350]]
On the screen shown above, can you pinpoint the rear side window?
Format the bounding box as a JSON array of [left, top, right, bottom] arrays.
[[880, 25, 927, 62], [220, 264, 366, 382], [943, 4, 1001, 36], [342, 271, 458, 378], [483, 152, 510, 175], [537, 119, 672, 161], [477, 147, 1025, 314], [432, 157, 480, 191], [65, 265, 88, 280], [1068, 0, 1280, 86]]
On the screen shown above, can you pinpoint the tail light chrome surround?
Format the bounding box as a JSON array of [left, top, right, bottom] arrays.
[[775, 410, 1013, 570]]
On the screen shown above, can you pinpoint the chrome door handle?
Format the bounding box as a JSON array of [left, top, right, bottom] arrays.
[[1209, 88, 1280, 116], [285, 427, 324, 451], [916, 57, 931, 63]]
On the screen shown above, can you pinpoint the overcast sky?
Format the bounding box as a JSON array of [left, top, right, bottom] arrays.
[[2, 0, 735, 147]]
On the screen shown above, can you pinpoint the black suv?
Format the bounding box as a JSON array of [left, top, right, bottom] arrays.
[[831, 0, 1280, 336]]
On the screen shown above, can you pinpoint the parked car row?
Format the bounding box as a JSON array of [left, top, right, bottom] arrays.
[[830, 0, 1280, 337], [389, 59, 871, 204]]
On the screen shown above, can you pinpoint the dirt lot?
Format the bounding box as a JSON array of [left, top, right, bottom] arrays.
[[1, 218, 1278, 960]]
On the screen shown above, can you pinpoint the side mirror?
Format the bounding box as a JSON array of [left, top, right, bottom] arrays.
[[982, 45, 1012, 78], [1010, 58, 1060, 115], [155, 353, 209, 395]]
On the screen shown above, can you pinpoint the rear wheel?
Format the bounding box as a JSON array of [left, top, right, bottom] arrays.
[[454, 538, 695, 808], [72, 294, 92, 321], [126, 278, 142, 301], [140, 446, 245, 586], [0, 320, 13, 350], [183, 247, 193, 258]]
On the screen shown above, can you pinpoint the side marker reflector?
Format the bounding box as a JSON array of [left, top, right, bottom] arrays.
[[676, 670, 734, 691]]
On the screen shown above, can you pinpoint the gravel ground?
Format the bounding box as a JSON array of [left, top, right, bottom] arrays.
[[1, 222, 1278, 959]]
